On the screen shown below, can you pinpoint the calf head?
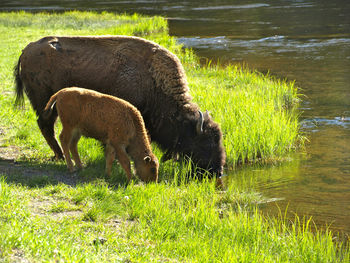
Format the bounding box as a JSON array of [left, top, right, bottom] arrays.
[[136, 154, 159, 182]]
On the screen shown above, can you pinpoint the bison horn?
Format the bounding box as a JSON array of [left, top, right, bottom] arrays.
[[144, 156, 152, 163], [196, 111, 204, 135]]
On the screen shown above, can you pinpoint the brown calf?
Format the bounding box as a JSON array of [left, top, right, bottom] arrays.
[[43, 87, 159, 182]]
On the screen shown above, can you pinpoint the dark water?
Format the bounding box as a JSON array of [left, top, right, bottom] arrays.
[[1, 0, 350, 236]]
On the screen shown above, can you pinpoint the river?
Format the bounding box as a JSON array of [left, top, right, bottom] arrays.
[[1, 0, 350, 237]]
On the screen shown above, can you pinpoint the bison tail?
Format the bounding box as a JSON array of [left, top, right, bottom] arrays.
[[14, 56, 24, 108], [42, 93, 58, 120]]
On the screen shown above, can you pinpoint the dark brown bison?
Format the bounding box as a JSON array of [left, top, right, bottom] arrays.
[[14, 35, 225, 177]]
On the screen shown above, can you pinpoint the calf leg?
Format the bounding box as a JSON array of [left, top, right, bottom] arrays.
[[59, 127, 74, 172], [105, 143, 116, 177], [70, 131, 83, 170], [38, 111, 64, 160], [114, 145, 132, 181]]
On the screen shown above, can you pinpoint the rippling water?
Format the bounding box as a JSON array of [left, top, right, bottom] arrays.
[[1, 0, 350, 236]]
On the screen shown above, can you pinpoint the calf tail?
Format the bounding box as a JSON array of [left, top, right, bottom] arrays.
[[42, 93, 58, 120], [14, 55, 24, 108]]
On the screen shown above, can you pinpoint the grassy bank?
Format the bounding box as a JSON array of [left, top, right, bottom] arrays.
[[1, 176, 348, 262], [0, 11, 348, 262]]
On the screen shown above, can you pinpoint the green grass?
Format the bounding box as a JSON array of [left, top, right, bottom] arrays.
[[187, 64, 301, 167], [0, 11, 348, 262], [1, 176, 348, 262]]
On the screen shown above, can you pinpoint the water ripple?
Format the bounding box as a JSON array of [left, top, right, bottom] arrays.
[[177, 36, 350, 58], [301, 116, 350, 131], [191, 4, 270, 11], [177, 36, 230, 49]]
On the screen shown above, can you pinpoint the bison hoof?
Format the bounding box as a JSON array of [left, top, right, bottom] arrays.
[[51, 155, 64, 161], [68, 166, 79, 173]]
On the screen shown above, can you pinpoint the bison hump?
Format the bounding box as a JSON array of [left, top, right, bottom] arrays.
[[149, 46, 192, 106]]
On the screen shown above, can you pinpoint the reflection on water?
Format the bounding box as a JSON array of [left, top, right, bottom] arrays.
[[227, 122, 350, 235], [1, 0, 350, 235]]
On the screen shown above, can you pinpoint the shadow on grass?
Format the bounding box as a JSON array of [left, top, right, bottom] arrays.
[[0, 157, 129, 188]]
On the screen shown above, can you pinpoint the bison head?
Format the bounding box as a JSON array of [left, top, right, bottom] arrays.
[[162, 110, 226, 178], [190, 110, 226, 177]]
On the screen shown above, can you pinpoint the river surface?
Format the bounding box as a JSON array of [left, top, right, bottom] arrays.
[[1, 0, 350, 236]]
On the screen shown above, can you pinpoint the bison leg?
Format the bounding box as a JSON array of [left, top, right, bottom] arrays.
[[59, 127, 74, 172], [37, 113, 64, 160], [70, 131, 83, 170], [105, 143, 116, 177], [114, 145, 132, 181]]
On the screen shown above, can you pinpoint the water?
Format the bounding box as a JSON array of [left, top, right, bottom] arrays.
[[1, 0, 350, 236]]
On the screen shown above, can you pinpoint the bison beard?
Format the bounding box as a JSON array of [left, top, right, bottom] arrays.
[[14, 35, 226, 177]]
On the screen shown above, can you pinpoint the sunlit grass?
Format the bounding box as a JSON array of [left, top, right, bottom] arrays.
[[1, 176, 348, 262], [187, 64, 301, 167]]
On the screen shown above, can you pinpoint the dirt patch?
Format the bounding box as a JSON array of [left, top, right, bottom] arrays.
[[9, 249, 30, 263], [29, 197, 83, 219], [0, 127, 21, 161], [0, 158, 85, 187], [0, 129, 85, 186], [0, 144, 22, 161]]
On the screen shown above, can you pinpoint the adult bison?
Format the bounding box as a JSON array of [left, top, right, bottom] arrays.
[[14, 35, 225, 177]]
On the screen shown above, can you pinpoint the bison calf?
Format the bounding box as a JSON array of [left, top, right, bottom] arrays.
[[43, 87, 159, 182]]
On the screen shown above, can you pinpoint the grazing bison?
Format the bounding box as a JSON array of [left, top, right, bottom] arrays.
[[14, 35, 225, 177], [43, 87, 159, 182]]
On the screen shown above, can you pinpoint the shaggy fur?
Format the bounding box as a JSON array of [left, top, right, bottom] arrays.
[[43, 87, 159, 182], [14, 35, 225, 177]]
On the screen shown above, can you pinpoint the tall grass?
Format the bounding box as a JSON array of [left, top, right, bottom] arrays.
[[187, 64, 301, 167]]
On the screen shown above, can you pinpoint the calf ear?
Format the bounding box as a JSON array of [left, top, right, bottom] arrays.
[[144, 156, 152, 163]]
